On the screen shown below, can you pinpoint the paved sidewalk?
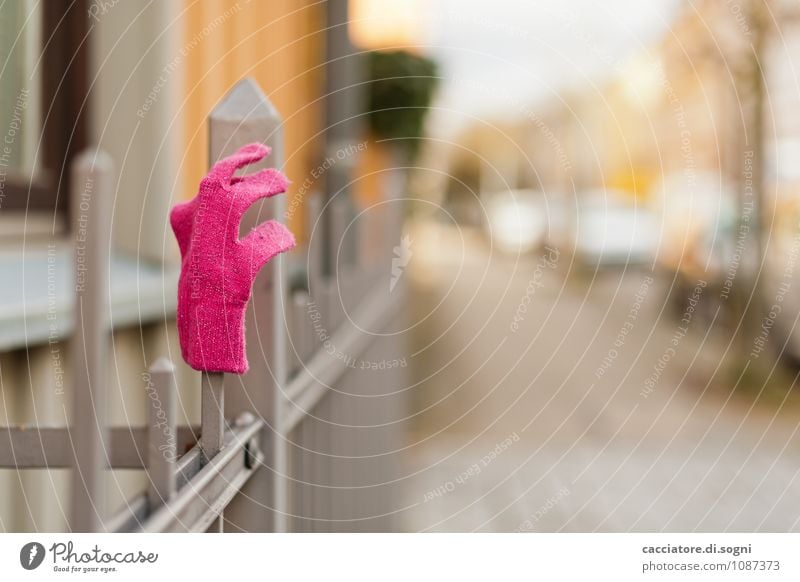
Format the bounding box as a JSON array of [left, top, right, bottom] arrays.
[[402, 223, 800, 532]]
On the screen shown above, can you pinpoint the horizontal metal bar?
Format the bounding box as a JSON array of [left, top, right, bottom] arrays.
[[139, 414, 264, 532], [104, 495, 147, 533], [0, 425, 200, 469], [283, 281, 403, 432], [106, 446, 203, 532]]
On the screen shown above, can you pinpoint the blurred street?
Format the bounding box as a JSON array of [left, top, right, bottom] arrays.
[[403, 221, 800, 531]]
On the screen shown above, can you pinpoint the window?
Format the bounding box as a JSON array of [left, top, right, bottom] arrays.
[[0, 0, 88, 234]]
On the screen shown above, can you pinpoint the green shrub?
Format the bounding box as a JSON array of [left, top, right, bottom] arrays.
[[366, 50, 438, 158]]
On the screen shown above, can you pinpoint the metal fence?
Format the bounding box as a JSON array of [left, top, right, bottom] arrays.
[[0, 78, 408, 533]]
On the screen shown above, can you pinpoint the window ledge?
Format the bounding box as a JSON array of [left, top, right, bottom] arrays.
[[0, 248, 179, 351]]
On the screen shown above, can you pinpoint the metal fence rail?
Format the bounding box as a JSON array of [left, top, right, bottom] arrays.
[[0, 78, 407, 533]]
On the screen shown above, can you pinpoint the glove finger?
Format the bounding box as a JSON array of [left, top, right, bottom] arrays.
[[207, 143, 270, 185], [230, 168, 289, 214], [240, 219, 296, 274]]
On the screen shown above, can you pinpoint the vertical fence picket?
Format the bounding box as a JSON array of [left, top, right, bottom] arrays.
[[383, 152, 406, 269], [306, 193, 324, 300], [327, 199, 349, 330], [288, 292, 306, 531], [302, 194, 322, 532], [331, 198, 349, 531], [288, 294, 304, 378], [69, 149, 113, 532], [200, 372, 225, 463], [200, 370, 225, 533], [317, 395, 332, 532], [147, 358, 177, 509], [208, 78, 287, 532]]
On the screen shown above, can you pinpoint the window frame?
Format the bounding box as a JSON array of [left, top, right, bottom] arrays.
[[2, 0, 89, 223]]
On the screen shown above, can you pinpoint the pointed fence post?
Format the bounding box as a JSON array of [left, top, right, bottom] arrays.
[[69, 149, 113, 532], [208, 78, 289, 532]]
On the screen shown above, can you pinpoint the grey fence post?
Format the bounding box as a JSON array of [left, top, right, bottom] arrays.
[[200, 372, 225, 463], [200, 370, 225, 532], [209, 78, 288, 532], [304, 193, 324, 531], [147, 357, 177, 510], [69, 149, 113, 532]]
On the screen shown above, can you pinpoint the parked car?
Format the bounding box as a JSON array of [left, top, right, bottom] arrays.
[[572, 188, 659, 266], [482, 189, 553, 254]]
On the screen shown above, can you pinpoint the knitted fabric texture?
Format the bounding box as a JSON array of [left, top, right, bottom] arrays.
[[170, 143, 295, 374]]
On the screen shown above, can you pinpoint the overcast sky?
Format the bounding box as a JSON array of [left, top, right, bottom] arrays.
[[418, 0, 683, 131]]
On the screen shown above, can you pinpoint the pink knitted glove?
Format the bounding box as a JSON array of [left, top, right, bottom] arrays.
[[170, 143, 296, 374]]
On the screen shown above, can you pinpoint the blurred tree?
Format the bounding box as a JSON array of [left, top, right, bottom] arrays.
[[720, 0, 799, 382], [732, 0, 794, 371], [366, 50, 438, 159], [671, 0, 800, 385]]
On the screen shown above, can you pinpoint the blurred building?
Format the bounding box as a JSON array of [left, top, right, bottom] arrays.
[[433, 0, 800, 275]]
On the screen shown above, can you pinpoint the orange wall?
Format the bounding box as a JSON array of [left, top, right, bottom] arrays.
[[180, 0, 323, 237]]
